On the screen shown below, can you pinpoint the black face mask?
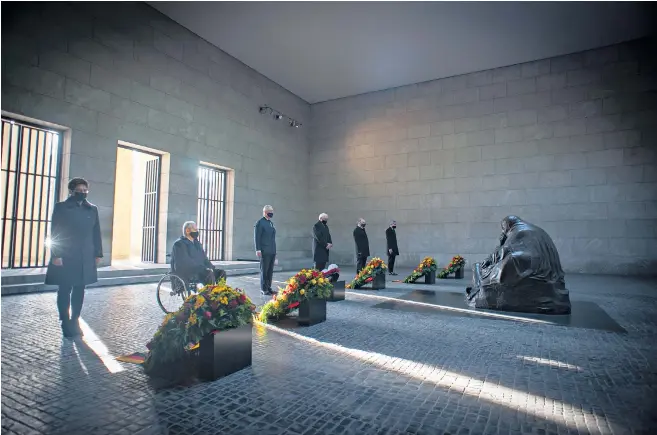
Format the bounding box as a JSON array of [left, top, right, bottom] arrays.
[[267, 212, 274, 218], [361, 223, 366, 228], [392, 226, 396, 229], [73, 192, 87, 202], [190, 231, 199, 239], [322, 220, 327, 225]]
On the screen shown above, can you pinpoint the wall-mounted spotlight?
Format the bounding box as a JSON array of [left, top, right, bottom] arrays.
[[259, 105, 302, 128]]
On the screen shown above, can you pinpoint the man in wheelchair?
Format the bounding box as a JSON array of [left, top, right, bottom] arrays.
[[171, 221, 227, 287]]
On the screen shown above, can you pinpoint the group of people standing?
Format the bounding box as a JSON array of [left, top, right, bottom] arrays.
[[46, 181, 401, 338], [254, 205, 400, 295]]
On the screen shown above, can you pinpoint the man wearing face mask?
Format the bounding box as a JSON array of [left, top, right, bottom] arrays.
[[386, 220, 399, 276], [353, 218, 370, 274], [171, 221, 227, 288], [312, 213, 332, 271], [254, 205, 277, 295], [45, 178, 103, 338]]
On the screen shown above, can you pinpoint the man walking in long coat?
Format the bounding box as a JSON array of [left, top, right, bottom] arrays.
[[353, 218, 370, 274], [45, 178, 103, 338], [312, 213, 332, 270], [386, 220, 399, 276]]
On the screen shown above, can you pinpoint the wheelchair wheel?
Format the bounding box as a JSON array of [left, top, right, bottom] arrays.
[[157, 274, 190, 314]]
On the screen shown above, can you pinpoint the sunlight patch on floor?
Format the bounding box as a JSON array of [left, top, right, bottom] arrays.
[[256, 320, 599, 429], [79, 318, 125, 374]]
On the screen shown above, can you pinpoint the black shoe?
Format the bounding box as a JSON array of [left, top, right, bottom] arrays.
[[69, 318, 82, 337], [269, 288, 278, 294], [260, 290, 272, 296], [61, 320, 74, 338]]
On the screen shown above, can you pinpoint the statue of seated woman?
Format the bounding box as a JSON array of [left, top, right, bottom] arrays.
[[465, 216, 571, 314]]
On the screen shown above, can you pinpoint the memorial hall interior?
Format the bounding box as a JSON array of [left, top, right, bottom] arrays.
[[3, 3, 657, 435], [2, 1, 656, 274]]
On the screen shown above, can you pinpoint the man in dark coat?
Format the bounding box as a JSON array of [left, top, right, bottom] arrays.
[[386, 220, 399, 276], [312, 213, 332, 270], [45, 178, 102, 338], [353, 218, 370, 273], [171, 221, 227, 287], [254, 205, 277, 295]]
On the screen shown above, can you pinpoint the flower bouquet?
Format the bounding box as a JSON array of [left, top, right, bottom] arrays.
[[143, 280, 256, 376], [403, 257, 438, 283], [437, 255, 466, 278], [346, 257, 387, 289], [322, 264, 340, 283], [258, 269, 333, 323]]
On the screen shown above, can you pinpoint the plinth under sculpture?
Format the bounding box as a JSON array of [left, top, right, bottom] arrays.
[[465, 216, 571, 315]]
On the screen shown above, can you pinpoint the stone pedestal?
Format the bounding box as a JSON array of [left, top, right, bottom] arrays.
[[425, 270, 436, 284], [298, 298, 327, 326], [197, 324, 252, 381], [329, 280, 345, 302], [371, 273, 386, 290]]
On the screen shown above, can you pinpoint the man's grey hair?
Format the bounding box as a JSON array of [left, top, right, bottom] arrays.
[[182, 221, 196, 235], [263, 205, 274, 212], [319, 213, 328, 220]]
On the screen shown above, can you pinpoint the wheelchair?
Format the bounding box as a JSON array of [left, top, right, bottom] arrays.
[[156, 272, 202, 314]]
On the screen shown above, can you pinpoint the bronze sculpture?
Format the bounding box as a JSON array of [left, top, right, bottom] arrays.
[[466, 216, 571, 314]]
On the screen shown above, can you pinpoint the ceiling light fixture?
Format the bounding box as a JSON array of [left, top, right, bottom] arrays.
[[258, 105, 302, 129]]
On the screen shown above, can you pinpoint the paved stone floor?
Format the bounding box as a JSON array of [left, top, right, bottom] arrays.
[[2, 268, 657, 435]]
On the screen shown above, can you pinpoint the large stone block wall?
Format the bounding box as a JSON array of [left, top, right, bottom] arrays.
[[310, 39, 657, 274], [1, 2, 312, 264]]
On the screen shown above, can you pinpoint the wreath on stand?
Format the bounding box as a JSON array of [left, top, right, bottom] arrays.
[[403, 257, 438, 283], [346, 257, 387, 289], [258, 269, 333, 323], [143, 280, 256, 375], [438, 255, 466, 278]]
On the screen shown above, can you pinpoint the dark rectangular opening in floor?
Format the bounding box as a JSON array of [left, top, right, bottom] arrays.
[[372, 289, 626, 333]]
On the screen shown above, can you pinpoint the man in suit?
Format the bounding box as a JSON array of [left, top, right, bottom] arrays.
[[45, 177, 103, 338], [312, 213, 332, 271], [386, 220, 399, 276], [353, 218, 370, 274], [171, 221, 227, 286], [254, 205, 277, 295]]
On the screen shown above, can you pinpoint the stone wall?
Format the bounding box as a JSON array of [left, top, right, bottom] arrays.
[[309, 39, 657, 274], [1, 2, 312, 264]]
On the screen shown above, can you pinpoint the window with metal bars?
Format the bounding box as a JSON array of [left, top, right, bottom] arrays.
[[197, 165, 226, 261], [1, 118, 62, 268]]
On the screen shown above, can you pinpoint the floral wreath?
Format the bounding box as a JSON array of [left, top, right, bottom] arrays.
[[346, 257, 387, 289], [437, 255, 465, 278], [403, 257, 438, 283], [144, 280, 255, 373], [258, 269, 333, 323]]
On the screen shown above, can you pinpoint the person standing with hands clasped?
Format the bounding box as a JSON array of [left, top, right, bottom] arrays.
[[254, 205, 277, 295], [353, 218, 370, 274], [45, 178, 103, 338], [312, 213, 332, 271], [386, 220, 400, 276]]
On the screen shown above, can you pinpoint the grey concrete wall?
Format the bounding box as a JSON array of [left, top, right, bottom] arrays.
[[310, 39, 657, 275], [1, 2, 312, 264]]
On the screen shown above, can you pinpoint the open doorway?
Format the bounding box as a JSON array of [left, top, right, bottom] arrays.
[[111, 144, 161, 264]]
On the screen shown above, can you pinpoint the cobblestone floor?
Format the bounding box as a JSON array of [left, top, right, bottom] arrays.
[[2, 269, 656, 435]]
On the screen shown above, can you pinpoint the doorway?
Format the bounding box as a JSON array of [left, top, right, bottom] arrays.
[[1, 117, 62, 269], [111, 145, 161, 264]]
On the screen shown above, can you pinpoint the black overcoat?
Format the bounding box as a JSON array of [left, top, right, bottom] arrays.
[[386, 227, 399, 256], [45, 197, 103, 286], [353, 226, 370, 257], [312, 221, 332, 263]]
